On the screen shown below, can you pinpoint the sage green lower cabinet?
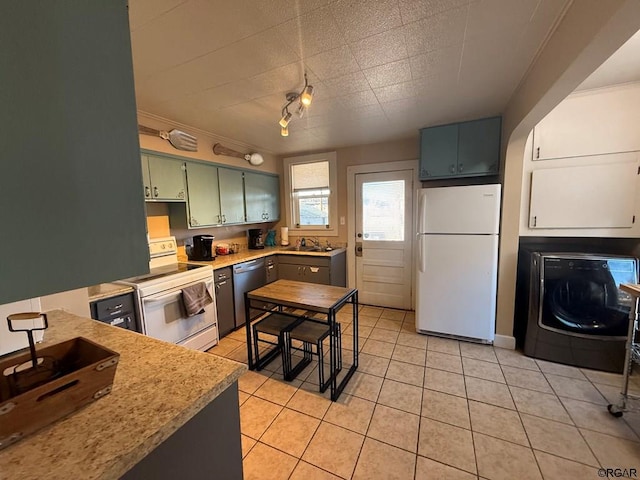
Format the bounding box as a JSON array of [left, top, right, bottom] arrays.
[[142, 154, 187, 201], [185, 162, 221, 227], [218, 168, 246, 224], [244, 172, 280, 223]]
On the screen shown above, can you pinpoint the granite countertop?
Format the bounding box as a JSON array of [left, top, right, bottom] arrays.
[[0, 310, 246, 480], [87, 283, 135, 302], [180, 245, 347, 270]]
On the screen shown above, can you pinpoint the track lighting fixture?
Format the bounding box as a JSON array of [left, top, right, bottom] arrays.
[[278, 72, 314, 137]]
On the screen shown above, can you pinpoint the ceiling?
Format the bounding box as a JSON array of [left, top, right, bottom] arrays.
[[576, 30, 640, 91], [128, 0, 572, 154]]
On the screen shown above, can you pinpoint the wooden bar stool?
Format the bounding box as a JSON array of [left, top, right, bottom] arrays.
[[284, 318, 342, 391], [251, 312, 301, 372]]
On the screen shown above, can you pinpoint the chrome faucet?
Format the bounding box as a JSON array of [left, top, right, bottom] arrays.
[[310, 237, 321, 248]]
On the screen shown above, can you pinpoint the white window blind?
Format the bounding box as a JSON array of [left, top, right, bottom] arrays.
[[291, 161, 329, 191]]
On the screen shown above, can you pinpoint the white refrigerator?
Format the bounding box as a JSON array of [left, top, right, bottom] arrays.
[[416, 184, 501, 343]]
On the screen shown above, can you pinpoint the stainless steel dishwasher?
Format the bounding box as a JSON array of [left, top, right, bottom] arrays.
[[233, 258, 266, 328]]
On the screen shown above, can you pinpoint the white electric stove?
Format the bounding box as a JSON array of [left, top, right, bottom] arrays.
[[117, 237, 218, 351]]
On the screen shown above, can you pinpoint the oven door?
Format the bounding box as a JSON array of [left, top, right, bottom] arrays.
[[141, 278, 215, 345]]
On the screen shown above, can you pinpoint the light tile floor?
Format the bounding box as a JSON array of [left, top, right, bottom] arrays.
[[208, 305, 640, 480]]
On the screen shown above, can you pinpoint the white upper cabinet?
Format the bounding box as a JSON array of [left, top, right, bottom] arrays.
[[529, 162, 637, 229], [533, 84, 640, 161]]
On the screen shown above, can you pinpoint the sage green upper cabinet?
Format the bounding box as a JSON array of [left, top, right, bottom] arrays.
[[419, 116, 501, 180], [0, 1, 149, 304], [419, 125, 459, 178], [218, 168, 246, 224], [185, 162, 221, 227], [141, 154, 186, 201], [244, 172, 281, 222]]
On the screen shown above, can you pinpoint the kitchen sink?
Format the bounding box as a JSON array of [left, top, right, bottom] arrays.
[[285, 246, 324, 252]]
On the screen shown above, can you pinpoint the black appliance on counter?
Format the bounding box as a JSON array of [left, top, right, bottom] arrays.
[[248, 229, 264, 250], [187, 235, 215, 261]]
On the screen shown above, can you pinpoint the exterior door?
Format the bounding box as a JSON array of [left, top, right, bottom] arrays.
[[355, 170, 413, 309]]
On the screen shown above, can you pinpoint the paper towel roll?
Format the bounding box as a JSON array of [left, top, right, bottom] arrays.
[[280, 226, 289, 246]]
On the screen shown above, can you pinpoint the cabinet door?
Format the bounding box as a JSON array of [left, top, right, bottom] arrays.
[[185, 162, 221, 227], [1, 0, 149, 304], [278, 263, 302, 281], [529, 162, 637, 229], [141, 155, 152, 199], [243, 171, 266, 223], [264, 174, 280, 221], [420, 124, 458, 179], [147, 155, 186, 201], [218, 168, 246, 224], [457, 117, 501, 176], [533, 87, 640, 161]]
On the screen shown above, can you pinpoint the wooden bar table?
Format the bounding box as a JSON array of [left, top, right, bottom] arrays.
[[245, 279, 358, 401]]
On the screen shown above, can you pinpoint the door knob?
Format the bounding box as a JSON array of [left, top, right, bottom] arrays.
[[357, 233, 362, 238]]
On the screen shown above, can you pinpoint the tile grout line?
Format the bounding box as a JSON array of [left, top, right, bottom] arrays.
[[495, 352, 545, 479]]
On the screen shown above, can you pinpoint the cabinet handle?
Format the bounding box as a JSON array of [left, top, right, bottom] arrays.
[[217, 214, 221, 223], [191, 217, 199, 226], [265, 213, 269, 220], [450, 164, 456, 173], [106, 304, 123, 311], [144, 186, 150, 198], [458, 164, 463, 173], [178, 190, 185, 199], [222, 214, 227, 223], [153, 186, 159, 197]]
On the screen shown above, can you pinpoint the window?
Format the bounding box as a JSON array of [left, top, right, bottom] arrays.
[[283, 152, 338, 236], [362, 180, 405, 241]]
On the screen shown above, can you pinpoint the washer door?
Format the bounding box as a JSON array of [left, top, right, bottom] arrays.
[[543, 275, 628, 335]]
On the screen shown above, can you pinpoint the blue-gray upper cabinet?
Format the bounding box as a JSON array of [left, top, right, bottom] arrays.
[[185, 162, 221, 227], [218, 168, 246, 224], [419, 116, 501, 180], [244, 172, 281, 223], [141, 154, 187, 201], [0, 1, 149, 304]]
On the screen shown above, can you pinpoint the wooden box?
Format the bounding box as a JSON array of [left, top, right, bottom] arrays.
[[0, 337, 119, 450]]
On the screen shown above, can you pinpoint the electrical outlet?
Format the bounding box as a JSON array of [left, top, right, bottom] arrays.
[[340, 216, 345, 225]]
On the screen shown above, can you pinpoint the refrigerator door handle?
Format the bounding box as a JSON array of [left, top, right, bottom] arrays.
[[418, 190, 427, 234], [418, 234, 426, 273]]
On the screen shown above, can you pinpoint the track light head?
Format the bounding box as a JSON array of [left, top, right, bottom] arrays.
[[279, 111, 292, 128], [300, 85, 314, 106]]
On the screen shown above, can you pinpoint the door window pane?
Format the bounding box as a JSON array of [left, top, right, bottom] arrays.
[[362, 180, 404, 241]]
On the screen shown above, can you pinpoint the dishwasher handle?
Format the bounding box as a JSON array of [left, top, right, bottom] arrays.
[[234, 259, 265, 273]]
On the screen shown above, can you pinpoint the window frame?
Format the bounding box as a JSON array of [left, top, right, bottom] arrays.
[[283, 151, 338, 236]]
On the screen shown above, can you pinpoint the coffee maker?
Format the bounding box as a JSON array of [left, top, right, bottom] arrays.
[[187, 235, 215, 260], [248, 229, 264, 250]]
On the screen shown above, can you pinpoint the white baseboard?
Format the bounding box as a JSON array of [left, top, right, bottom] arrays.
[[494, 334, 516, 350]]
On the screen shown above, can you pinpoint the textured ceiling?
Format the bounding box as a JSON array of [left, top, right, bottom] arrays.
[[129, 0, 571, 154]]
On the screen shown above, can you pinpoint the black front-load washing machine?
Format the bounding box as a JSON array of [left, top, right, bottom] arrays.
[[524, 252, 638, 373]]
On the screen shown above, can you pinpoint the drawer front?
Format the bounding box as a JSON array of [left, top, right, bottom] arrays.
[[215, 267, 232, 283], [94, 293, 135, 320], [276, 255, 330, 267]]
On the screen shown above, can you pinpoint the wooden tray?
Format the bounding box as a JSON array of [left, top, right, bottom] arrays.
[[0, 337, 119, 450]]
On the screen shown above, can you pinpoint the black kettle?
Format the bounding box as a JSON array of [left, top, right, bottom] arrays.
[[188, 235, 215, 261]]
